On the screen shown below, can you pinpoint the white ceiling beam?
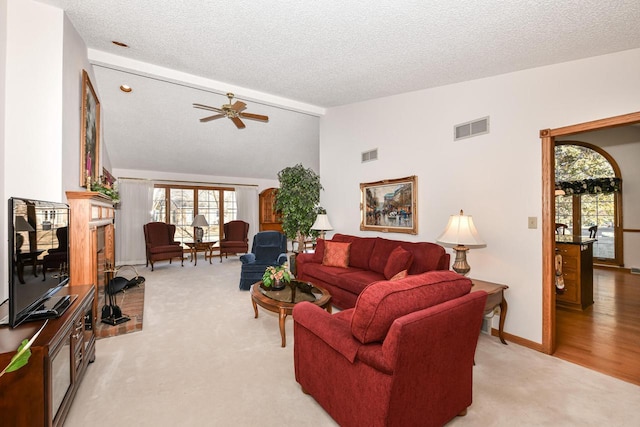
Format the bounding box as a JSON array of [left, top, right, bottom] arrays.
[[87, 49, 326, 116]]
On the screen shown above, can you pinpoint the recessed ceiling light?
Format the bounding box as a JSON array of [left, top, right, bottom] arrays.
[[120, 85, 132, 93], [112, 41, 129, 48]]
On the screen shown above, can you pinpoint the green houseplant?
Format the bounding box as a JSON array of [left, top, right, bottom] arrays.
[[275, 164, 323, 251]]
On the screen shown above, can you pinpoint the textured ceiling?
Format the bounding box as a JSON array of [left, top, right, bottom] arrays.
[[36, 0, 640, 178]]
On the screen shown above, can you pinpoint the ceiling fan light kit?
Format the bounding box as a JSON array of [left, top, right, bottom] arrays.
[[193, 92, 269, 129]]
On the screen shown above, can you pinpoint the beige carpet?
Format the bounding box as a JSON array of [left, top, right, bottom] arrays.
[[65, 258, 640, 426]]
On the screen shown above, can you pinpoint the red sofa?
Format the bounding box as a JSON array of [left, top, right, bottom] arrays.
[[294, 270, 487, 427], [295, 233, 450, 309]]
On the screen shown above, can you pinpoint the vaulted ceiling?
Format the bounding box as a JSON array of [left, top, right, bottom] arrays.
[[39, 0, 640, 180]]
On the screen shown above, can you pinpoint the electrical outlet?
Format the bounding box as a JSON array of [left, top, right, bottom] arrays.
[[528, 217, 537, 229]]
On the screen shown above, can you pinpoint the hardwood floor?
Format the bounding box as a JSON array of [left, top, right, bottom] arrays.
[[555, 268, 640, 385]]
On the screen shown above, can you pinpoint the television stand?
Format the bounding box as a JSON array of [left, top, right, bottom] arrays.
[[0, 285, 95, 426]]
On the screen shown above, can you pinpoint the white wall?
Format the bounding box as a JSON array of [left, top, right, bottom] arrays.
[[62, 12, 95, 196], [320, 48, 640, 344], [0, 0, 8, 304], [1, 0, 94, 304]]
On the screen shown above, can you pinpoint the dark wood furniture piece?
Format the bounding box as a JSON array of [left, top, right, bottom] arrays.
[[258, 188, 283, 232], [471, 279, 509, 344], [184, 241, 217, 266], [0, 284, 95, 427], [251, 280, 332, 347], [556, 236, 595, 310]]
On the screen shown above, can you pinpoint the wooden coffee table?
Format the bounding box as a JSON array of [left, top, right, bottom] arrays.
[[251, 280, 332, 347], [184, 241, 217, 266]]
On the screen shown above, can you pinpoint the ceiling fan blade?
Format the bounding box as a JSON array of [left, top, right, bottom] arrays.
[[231, 117, 246, 129], [193, 103, 223, 113], [240, 112, 269, 122], [230, 101, 247, 112], [200, 114, 225, 122]]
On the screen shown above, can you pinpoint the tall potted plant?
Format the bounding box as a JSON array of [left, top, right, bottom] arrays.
[[275, 164, 323, 251]]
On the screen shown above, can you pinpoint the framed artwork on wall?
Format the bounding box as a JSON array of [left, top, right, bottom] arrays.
[[360, 175, 418, 234], [80, 69, 100, 187]]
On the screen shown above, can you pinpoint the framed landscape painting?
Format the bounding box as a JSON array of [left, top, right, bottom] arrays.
[[80, 69, 100, 187], [360, 175, 418, 234]]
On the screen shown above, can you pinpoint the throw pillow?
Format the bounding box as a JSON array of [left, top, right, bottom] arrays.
[[390, 270, 408, 281], [322, 241, 351, 268], [383, 246, 414, 280]]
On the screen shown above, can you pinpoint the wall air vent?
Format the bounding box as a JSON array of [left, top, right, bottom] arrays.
[[454, 117, 490, 141], [361, 148, 378, 163]]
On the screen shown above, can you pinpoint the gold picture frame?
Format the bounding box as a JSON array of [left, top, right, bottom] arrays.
[[360, 175, 418, 234], [80, 69, 100, 187]]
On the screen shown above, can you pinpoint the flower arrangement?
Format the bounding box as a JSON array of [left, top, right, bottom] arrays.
[[262, 263, 292, 288], [91, 176, 120, 203]]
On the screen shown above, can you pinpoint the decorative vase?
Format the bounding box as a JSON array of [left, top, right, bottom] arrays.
[[272, 279, 286, 291]]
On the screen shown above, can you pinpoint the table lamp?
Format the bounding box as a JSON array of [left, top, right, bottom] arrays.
[[311, 214, 333, 240], [15, 216, 35, 250], [191, 215, 208, 243], [436, 210, 485, 276]]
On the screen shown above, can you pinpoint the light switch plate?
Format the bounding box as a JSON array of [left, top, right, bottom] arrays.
[[528, 217, 537, 229]]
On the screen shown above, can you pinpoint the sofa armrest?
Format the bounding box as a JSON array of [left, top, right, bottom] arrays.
[[293, 302, 361, 363], [240, 253, 256, 264]]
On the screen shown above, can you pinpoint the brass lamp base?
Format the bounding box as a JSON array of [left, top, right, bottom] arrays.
[[451, 245, 471, 276]]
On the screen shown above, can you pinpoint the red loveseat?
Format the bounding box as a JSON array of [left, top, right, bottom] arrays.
[[295, 233, 450, 309], [293, 270, 487, 427]]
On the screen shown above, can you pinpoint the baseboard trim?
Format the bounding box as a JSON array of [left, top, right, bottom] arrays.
[[491, 328, 544, 352]]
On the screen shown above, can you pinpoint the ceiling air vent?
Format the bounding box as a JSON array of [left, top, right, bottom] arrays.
[[454, 117, 490, 141], [361, 149, 378, 163]]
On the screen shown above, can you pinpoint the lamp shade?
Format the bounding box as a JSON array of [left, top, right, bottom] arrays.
[[311, 214, 333, 231], [15, 216, 35, 232], [436, 210, 485, 246], [191, 215, 209, 227]]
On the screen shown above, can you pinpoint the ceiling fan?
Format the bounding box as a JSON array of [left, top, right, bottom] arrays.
[[193, 93, 269, 129]]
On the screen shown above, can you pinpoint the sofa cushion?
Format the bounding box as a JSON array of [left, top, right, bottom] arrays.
[[332, 234, 377, 269], [302, 262, 359, 284], [335, 270, 386, 295], [383, 246, 414, 280], [323, 241, 351, 268], [351, 270, 472, 344]]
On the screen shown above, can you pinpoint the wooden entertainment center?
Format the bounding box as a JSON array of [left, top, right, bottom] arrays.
[[1, 191, 115, 426], [0, 285, 95, 426]]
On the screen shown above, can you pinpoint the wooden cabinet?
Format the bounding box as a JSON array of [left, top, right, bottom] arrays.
[[556, 241, 594, 310], [259, 188, 283, 232], [0, 285, 95, 426]]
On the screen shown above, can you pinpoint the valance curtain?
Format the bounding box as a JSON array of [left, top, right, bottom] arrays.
[[115, 179, 154, 265], [555, 177, 621, 195], [234, 186, 259, 248]]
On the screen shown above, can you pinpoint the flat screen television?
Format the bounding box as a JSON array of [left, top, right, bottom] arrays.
[[6, 197, 73, 327]]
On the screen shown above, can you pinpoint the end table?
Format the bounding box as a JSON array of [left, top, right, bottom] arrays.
[[471, 279, 509, 344]]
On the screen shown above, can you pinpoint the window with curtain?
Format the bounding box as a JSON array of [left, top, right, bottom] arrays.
[[555, 142, 622, 265], [152, 185, 235, 244]]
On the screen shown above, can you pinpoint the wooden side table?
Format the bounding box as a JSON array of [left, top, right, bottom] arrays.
[[471, 279, 509, 344], [184, 241, 216, 266]]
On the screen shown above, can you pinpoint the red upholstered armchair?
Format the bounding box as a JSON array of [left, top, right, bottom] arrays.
[[143, 222, 184, 271], [219, 220, 249, 262], [293, 271, 487, 427]]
